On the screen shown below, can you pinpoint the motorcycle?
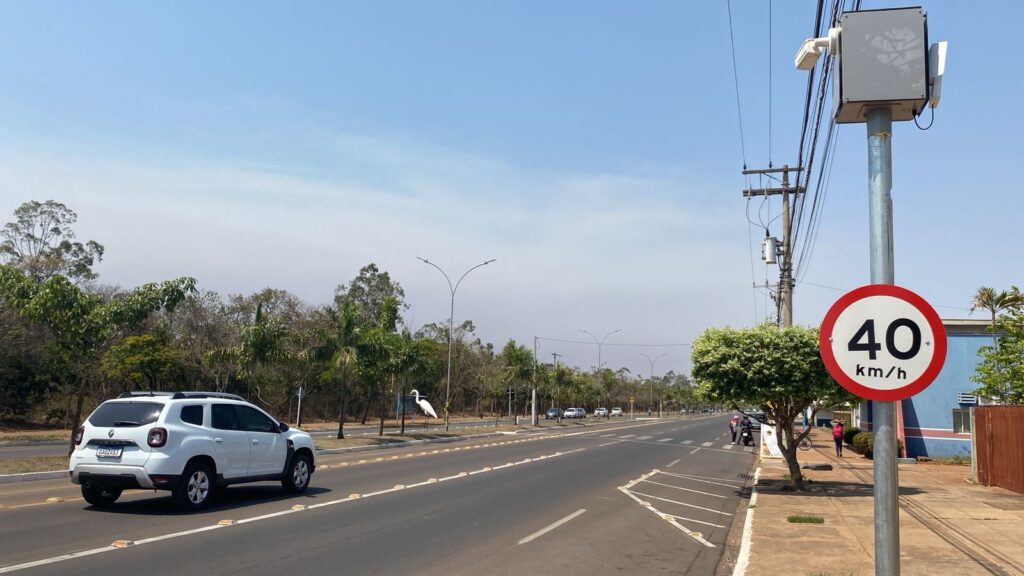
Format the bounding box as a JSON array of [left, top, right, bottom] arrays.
[[740, 427, 754, 446]]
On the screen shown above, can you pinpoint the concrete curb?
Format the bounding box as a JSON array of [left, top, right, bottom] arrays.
[[0, 470, 67, 484], [731, 466, 761, 576]]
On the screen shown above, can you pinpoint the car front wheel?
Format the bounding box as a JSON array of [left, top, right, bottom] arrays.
[[82, 485, 122, 507], [282, 452, 312, 494]]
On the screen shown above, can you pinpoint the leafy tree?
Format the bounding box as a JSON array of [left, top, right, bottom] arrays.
[[101, 334, 182, 392], [334, 263, 407, 328], [0, 200, 104, 283], [972, 306, 1024, 403], [500, 340, 534, 417], [0, 267, 195, 452], [691, 323, 854, 490], [970, 286, 1024, 388]]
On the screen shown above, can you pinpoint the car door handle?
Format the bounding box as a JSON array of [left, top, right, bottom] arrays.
[[214, 438, 223, 443]]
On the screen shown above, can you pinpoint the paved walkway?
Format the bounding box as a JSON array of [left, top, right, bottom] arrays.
[[741, 427, 1024, 576]]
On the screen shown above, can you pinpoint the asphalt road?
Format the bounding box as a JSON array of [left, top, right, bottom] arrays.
[[0, 414, 754, 575]]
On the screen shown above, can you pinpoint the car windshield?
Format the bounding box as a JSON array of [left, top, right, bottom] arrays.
[[88, 402, 164, 427]]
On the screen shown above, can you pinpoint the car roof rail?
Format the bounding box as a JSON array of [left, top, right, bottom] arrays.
[[116, 391, 176, 398], [169, 391, 246, 402]]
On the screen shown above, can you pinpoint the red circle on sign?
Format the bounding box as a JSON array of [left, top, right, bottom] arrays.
[[819, 284, 947, 401]]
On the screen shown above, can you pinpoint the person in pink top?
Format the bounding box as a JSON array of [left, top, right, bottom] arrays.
[[729, 413, 740, 444], [832, 420, 845, 457]]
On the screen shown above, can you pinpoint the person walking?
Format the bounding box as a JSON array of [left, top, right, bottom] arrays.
[[832, 420, 845, 457], [729, 413, 740, 444]]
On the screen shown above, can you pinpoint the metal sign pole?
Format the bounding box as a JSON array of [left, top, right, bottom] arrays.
[[867, 106, 900, 575]]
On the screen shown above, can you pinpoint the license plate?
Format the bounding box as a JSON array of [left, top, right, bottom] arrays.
[[96, 446, 123, 458]]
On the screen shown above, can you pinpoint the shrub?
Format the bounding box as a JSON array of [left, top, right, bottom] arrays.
[[851, 431, 904, 459], [843, 427, 862, 445], [852, 432, 873, 457]]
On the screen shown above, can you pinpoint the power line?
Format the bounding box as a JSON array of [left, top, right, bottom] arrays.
[[726, 0, 748, 168]]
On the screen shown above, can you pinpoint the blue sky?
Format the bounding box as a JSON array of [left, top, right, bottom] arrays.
[[1, 1, 1021, 378]]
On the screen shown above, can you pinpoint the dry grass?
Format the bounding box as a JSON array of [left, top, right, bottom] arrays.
[[0, 430, 69, 442], [0, 455, 68, 475]]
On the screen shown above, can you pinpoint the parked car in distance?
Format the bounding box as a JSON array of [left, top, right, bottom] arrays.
[[70, 391, 316, 511], [594, 407, 609, 417], [545, 407, 562, 419], [611, 407, 623, 417], [563, 407, 586, 419]]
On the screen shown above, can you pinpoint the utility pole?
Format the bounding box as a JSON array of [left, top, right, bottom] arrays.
[[532, 336, 539, 426], [742, 165, 805, 327], [552, 352, 562, 423]]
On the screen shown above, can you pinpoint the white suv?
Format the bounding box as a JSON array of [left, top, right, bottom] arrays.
[[70, 391, 316, 510]]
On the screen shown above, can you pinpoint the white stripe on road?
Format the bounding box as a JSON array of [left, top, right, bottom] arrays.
[[636, 436, 653, 440], [666, 459, 681, 468], [619, 435, 635, 439], [627, 490, 733, 516], [701, 442, 713, 447], [682, 440, 694, 445], [598, 440, 624, 447], [640, 479, 727, 498], [689, 448, 700, 454], [658, 471, 745, 488], [664, 514, 727, 529], [517, 509, 587, 545], [723, 444, 735, 450], [657, 438, 673, 442]]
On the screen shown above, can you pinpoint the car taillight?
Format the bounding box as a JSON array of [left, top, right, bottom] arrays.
[[73, 427, 84, 446], [148, 427, 168, 448]]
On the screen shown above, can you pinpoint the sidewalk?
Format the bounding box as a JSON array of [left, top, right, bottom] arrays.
[[740, 427, 1024, 576]]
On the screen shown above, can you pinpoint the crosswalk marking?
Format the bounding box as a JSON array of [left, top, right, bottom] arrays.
[[636, 435, 653, 440], [722, 444, 734, 450], [681, 440, 694, 445], [701, 442, 713, 447], [620, 435, 635, 439], [598, 434, 616, 438], [658, 438, 672, 443]]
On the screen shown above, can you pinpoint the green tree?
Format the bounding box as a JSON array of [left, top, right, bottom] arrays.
[[0, 200, 104, 283], [0, 267, 195, 452], [334, 263, 407, 328], [970, 286, 1024, 389], [101, 334, 182, 392], [972, 306, 1024, 403], [691, 323, 854, 490]]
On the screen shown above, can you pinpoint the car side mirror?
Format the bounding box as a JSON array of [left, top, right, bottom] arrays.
[[278, 422, 289, 433]]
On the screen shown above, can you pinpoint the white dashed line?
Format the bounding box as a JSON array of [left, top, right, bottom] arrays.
[[517, 509, 587, 545], [657, 438, 672, 443], [682, 440, 694, 445]]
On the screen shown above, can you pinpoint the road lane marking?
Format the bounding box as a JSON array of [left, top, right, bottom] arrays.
[[618, 473, 715, 549], [657, 471, 745, 488], [666, 459, 680, 468], [689, 448, 700, 454], [517, 509, 587, 545], [627, 490, 733, 516], [723, 444, 734, 450], [657, 438, 672, 442], [598, 440, 624, 447], [639, 479, 726, 498], [663, 514, 727, 529], [701, 442, 713, 447], [635, 436, 652, 440], [681, 440, 693, 445], [619, 434, 635, 438]]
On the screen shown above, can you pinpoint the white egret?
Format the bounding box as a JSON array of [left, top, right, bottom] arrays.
[[410, 389, 438, 419]]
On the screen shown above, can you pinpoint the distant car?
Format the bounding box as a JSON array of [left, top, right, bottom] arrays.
[[545, 407, 562, 419], [564, 407, 585, 419], [594, 407, 608, 417], [610, 407, 623, 417]]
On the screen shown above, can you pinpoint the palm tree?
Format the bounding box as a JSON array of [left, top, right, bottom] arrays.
[[971, 286, 1024, 385]]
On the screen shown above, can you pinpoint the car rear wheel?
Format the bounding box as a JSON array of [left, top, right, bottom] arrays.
[[173, 461, 214, 511], [282, 452, 312, 494], [81, 485, 122, 507]]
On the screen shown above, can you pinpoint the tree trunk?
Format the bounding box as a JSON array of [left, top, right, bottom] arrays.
[[360, 389, 371, 425], [378, 385, 387, 437], [336, 377, 348, 440], [775, 420, 805, 490], [67, 377, 87, 457]]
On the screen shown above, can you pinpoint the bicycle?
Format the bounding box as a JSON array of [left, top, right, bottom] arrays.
[[798, 435, 813, 451]]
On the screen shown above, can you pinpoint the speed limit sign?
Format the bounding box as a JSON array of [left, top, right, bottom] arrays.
[[820, 284, 947, 401]]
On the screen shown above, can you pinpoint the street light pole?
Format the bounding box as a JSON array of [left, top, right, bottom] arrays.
[[417, 257, 495, 431], [580, 329, 621, 417], [640, 352, 668, 417]]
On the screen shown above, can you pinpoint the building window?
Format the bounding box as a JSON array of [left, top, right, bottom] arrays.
[[952, 409, 971, 434]]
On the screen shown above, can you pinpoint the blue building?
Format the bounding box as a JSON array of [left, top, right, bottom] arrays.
[[861, 319, 988, 459]]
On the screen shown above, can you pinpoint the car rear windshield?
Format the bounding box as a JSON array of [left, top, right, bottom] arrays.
[[88, 401, 164, 427]]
